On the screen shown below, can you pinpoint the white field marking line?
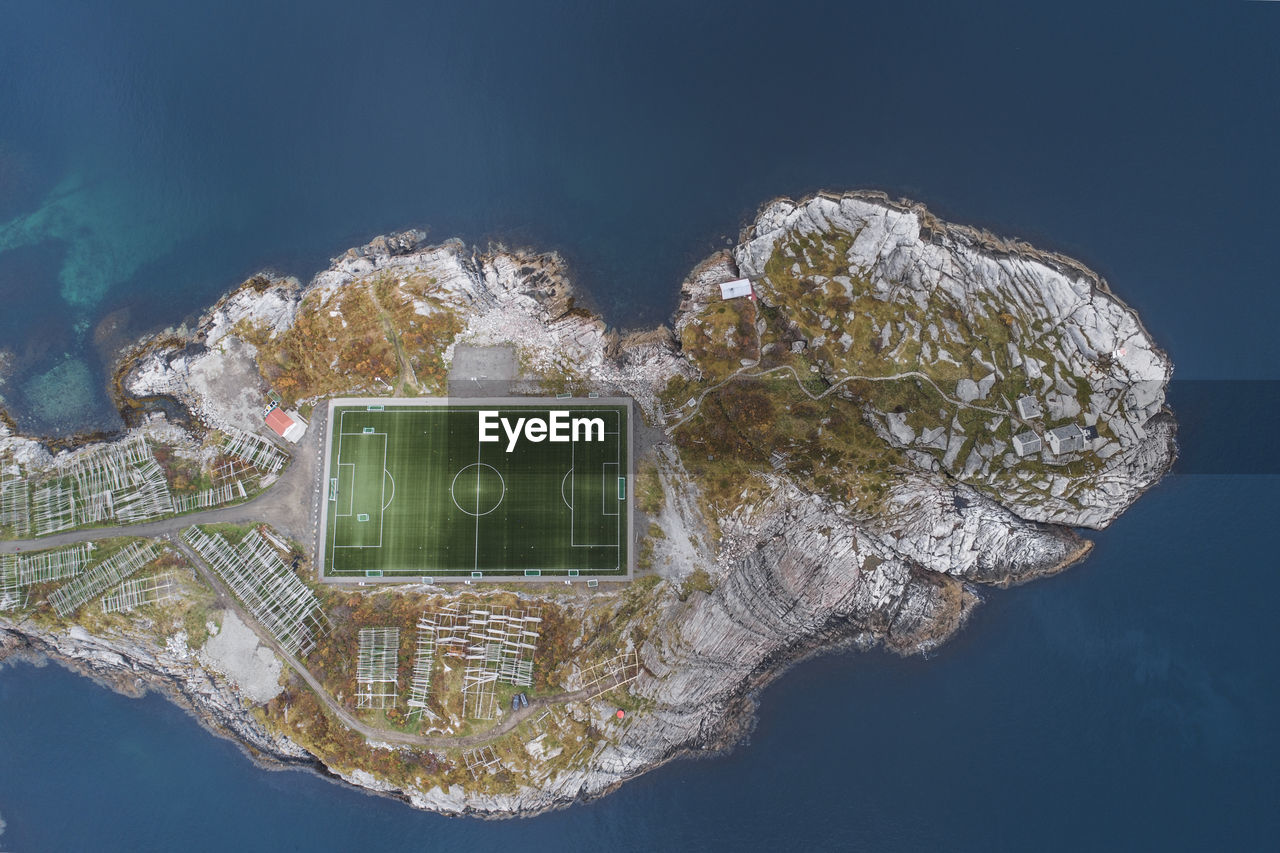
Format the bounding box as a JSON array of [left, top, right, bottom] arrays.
[[608, 408, 623, 551], [379, 430, 387, 549], [448, 464, 505, 517], [347, 403, 624, 561], [327, 410, 352, 571], [383, 470, 395, 510], [568, 416, 622, 550], [474, 439, 481, 573], [617, 406, 622, 569], [328, 411, 343, 570], [329, 404, 628, 575], [617, 407, 625, 568], [329, 409, 368, 566], [570, 435, 576, 545], [333, 431, 387, 550], [336, 464, 355, 516], [603, 463, 619, 516], [561, 468, 573, 510]]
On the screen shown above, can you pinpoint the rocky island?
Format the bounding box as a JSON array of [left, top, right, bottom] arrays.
[[0, 191, 1175, 815]]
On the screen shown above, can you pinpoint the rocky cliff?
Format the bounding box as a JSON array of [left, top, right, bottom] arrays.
[[1, 190, 1174, 816], [734, 192, 1174, 528]]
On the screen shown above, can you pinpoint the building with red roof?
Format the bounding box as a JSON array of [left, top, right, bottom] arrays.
[[264, 406, 306, 443]]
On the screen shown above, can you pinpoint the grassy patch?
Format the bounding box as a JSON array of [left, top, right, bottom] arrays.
[[240, 273, 461, 406], [636, 538, 654, 570], [258, 678, 455, 788], [678, 568, 715, 600], [677, 296, 760, 383], [16, 542, 217, 647], [635, 462, 664, 515], [669, 374, 907, 520], [196, 522, 259, 547], [664, 222, 1114, 523]]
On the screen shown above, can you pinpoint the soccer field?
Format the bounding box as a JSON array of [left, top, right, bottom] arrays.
[[318, 398, 631, 580]]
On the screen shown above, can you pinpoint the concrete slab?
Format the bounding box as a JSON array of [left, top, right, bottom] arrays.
[[200, 609, 284, 704], [449, 345, 518, 397]]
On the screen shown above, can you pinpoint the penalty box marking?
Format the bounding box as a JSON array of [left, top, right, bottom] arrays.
[[603, 463, 619, 516], [331, 420, 388, 550], [327, 404, 627, 573], [568, 425, 622, 556], [470, 409, 623, 563], [336, 464, 355, 517]]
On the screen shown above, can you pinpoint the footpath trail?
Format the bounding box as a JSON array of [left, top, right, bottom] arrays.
[[665, 309, 1016, 435], [368, 287, 420, 396], [667, 361, 1018, 433]]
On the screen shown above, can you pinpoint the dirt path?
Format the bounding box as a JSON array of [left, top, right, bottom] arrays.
[[0, 407, 326, 557], [368, 288, 419, 395], [173, 536, 633, 750], [3, 407, 637, 750], [667, 361, 1018, 433]]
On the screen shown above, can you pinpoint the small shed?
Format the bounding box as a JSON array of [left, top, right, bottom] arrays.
[[1012, 431, 1042, 457], [265, 406, 306, 443], [1046, 423, 1086, 455], [1015, 395, 1043, 420], [718, 278, 754, 300]]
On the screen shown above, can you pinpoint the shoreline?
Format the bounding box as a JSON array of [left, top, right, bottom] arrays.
[[0, 188, 1176, 817], [1, 187, 1170, 445]]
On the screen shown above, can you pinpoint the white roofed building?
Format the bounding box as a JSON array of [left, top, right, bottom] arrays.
[[1015, 395, 1043, 420], [1046, 423, 1087, 455], [1012, 431, 1042, 457], [718, 279, 754, 300]]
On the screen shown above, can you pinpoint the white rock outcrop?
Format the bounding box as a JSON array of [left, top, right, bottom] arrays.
[[736, 193, 1175, 528], [2, 191, 1174, 817]]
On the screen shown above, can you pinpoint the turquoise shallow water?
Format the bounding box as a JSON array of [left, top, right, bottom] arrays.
[[1, 1, 1276, 434], [0, 1, 1277, 849]]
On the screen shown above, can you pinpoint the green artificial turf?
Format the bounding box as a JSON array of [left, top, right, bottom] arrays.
[[321, 402, 629, 577]]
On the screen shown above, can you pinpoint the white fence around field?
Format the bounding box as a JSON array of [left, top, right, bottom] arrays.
[[406, 615, 438, 719], [30, 436, 173, 535], [417, 602, 542, 720], [1, 543, 91, 586], [573, 650, 642, 699], [0, 570, 21, 611], [19, 429, 289, 537], [171, 480, 247, 514], [0, 476, 31, 537]]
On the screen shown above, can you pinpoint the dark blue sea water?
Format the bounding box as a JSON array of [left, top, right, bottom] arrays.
[[1, 1, 1277, 849]]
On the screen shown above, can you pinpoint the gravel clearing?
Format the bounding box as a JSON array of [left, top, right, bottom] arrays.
[[199, 609, 284, 704]]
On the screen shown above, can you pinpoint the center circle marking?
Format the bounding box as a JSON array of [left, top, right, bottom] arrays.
[[450, 463, 506, 516]]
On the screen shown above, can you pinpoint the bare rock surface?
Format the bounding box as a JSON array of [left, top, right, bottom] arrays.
[[199, 610, 285, 704], [0, 618, 311, 769], [0, 190, 1175, 817], [736, 192, 1175, 528]]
